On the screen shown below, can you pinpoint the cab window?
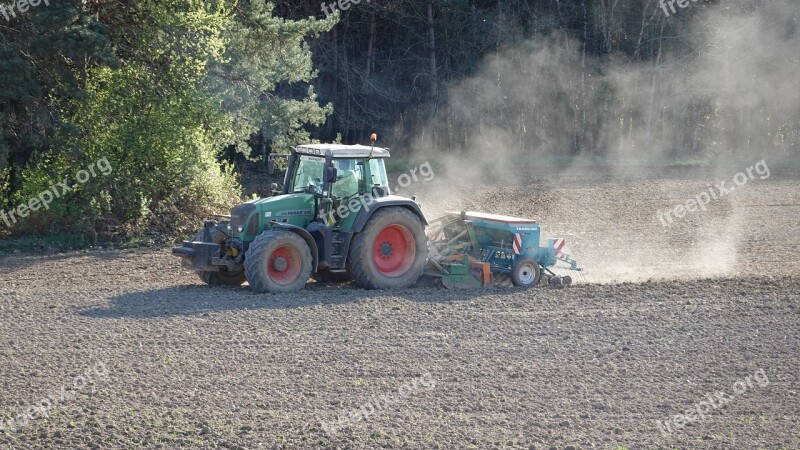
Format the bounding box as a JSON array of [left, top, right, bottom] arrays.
[[369, 159, 389, 189], [331, 159, 364, 199]]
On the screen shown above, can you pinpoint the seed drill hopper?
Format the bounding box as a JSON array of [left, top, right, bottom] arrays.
[[424, 211, 582, 288]]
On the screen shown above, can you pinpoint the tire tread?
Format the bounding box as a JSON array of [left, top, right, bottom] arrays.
[[245, 230, 313, 293], [347, 207, 427, 289]]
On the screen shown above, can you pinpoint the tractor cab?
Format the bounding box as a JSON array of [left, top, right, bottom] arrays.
[[271, 144, 392, 229], [281, 144, 391, 215]]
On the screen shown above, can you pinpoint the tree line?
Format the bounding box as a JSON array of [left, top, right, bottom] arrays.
[[0, 0, 797, 240]]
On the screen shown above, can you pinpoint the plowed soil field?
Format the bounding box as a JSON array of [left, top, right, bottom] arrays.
[[1, 166, 798, 449]]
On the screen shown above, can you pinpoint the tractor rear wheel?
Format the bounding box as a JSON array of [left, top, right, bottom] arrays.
[[245, 230, 313, 293], [347, 207, 427, 289], [511, 257, 541, 288], [193, 222, 246, 286]]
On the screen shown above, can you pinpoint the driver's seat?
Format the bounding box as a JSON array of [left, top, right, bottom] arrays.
[[332, 170, 358, 199]]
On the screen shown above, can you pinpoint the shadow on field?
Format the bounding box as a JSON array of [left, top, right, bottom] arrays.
[[78, 283, 491, 319], [0, 248, 153, 278], [0, 252, 78, 277]]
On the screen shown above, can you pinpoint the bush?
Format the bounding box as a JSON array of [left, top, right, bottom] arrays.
[[12, 2, 240, 242]]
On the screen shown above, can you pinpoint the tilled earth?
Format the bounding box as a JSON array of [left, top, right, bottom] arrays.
[[1, 167, 799, 449]]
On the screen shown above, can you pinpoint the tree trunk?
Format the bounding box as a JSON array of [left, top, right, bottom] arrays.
[[426, 0, 438, 98], [647, 19, 665, 143], [366, 10, 376, 79], [578, 0, 587, 153]]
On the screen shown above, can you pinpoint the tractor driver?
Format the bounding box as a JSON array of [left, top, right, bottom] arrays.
[[331, 159, 360, 199]]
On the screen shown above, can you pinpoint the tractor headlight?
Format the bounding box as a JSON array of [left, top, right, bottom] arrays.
[[237, 225, 244, 232]]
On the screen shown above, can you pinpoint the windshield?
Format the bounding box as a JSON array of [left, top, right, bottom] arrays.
[[292, 156, 325, 193]]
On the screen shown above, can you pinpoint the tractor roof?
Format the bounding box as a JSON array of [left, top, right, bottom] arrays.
[[295, 144, 390, 158]]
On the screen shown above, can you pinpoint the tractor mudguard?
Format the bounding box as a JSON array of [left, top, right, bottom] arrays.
[[266, 222, 320, 272], [350, 196, 428, 233]]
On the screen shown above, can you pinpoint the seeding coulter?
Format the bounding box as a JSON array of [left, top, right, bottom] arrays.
[[173, 138, 581, 293], [424, 211, 582, 288]]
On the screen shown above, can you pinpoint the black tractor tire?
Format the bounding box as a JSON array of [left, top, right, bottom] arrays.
[[245, 230, 313, 293], [511, 257, 542, 288], [193, 222, 246, 286], [347, 207, 427, 289]]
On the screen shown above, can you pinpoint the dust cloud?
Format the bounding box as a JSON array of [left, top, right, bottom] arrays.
[[401, 0, 799, 283]]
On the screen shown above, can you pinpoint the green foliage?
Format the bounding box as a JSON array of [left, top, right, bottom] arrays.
[[8, 0, 334, 241], [0, 0, 116, 176], [14, 1, 237, 239], [216, 1, 336, 156]]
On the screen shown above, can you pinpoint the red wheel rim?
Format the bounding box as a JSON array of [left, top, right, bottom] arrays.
[[372, 224, 416, 277], [267, 245, 301, 285]]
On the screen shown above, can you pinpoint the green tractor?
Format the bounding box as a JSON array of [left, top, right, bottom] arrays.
[[172, 143, 429, 293]]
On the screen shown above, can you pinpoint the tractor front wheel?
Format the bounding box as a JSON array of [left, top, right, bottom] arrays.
[[511, 257, 541, 288], [245, 230, 313, 293], [347, 207, 427, 289], [193, 222, 246, 286]]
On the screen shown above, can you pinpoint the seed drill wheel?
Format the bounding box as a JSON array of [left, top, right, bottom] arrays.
[[245, 230, 313, 293], [511, 257, 542, 288], [347, 207, 427, 289], [193, 221, 246, 286]]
